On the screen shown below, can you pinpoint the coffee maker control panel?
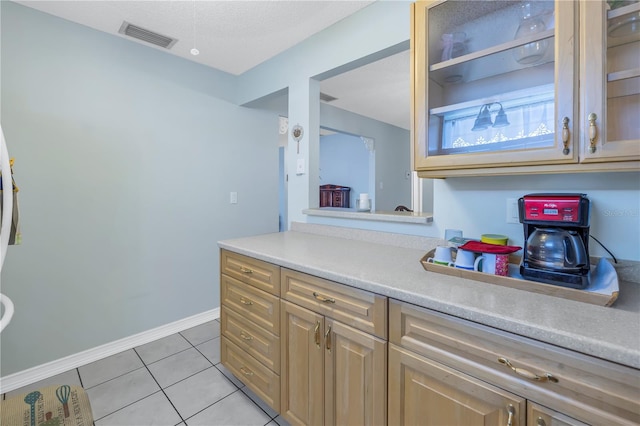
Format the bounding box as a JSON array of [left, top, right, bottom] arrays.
[[519, 194, 590, 227]]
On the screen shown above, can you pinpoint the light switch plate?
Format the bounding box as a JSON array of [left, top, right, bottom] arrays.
[[230, 192, 238, 204], [506, 198, 519, 223], [296, 158, 305, 175]]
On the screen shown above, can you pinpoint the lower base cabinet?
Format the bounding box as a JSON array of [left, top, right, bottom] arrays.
[[388, 344, 525, 425], [528, 402, 589, 426], [280, 300, 387, 426], [388, 299, 640, 426], [221, 249, 639, 426]]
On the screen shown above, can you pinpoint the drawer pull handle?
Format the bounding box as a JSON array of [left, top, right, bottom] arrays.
[[325, 325, 332, 352], [313, 292, 336, 304], [239, 297, 254, 306], [240, 367, 254, 377], [240, 331, 253, 341], [506, 404, 515, 426], [537, 417, 546, 426], [314, 321, 321, 348], [498, 357, 558, 383], [239, 267, 253, 274]]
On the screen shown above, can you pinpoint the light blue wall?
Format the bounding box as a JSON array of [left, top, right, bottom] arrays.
[[431, 173, 640, 261], [237, 0, 640, 263], [1, 0, 638, 380], [320, 133, 369, 207], [237, 1, 412, 225], [0, 2, 279, 376], [321, 104, 411, 211]]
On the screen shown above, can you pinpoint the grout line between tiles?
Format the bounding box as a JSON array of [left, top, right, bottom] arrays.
[[90, 389, 165, 423], [83, 364, 147, 391], [239, 386, 280, 421], [132, 347, 186, 425], [181, 388, 243, 424]]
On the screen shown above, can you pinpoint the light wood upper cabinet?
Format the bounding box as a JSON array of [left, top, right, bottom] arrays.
[[579, 1, 640, 162], [412, 0, 639, 177]]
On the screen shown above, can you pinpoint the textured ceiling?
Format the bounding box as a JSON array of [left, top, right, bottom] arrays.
[[16, 0, 374, 75], [15, 0, 409, 129]]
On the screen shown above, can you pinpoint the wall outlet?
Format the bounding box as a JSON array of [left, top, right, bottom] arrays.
[[506, 198, 519, 224], [230, 192, 238, 204], [296, 158, 305, 175]]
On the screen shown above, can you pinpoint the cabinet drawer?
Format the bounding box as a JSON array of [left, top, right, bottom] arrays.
[[281, 268, 387, 339], [221, 275, 280, 336], [389, 299, 640, 425], [221, 306, 280, 374], [220, 249, 280, 296], [221, 336, 280, 412]]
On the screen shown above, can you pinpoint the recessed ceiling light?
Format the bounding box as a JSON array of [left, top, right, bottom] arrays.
[[190, 48, 200, 56]]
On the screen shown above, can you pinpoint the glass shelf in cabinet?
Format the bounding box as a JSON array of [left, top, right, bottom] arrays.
[[428, 30, 555, 86], [430, 29, 555, 72], [607, 2, 640, 38]]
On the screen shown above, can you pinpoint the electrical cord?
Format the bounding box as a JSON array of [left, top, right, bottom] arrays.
[[590, 234, 617, 264]]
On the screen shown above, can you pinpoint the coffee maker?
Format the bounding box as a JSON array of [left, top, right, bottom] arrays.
[[519, 193, 591, 289]]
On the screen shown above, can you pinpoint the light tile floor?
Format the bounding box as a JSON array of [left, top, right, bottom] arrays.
[[3, 319, 290, 426]]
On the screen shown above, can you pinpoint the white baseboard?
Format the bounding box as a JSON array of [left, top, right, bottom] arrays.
[[0, 308, 219, 393]]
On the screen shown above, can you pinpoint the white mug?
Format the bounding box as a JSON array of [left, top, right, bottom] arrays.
[[454, 249, 481, 271], [427, 246, 454, 267], [476, 253, 510, 276]]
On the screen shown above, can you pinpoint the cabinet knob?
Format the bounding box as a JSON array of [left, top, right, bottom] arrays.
[[537, 416, 546, 426], [498, 357, 558, 383], [588, 113, 598, 154], [240, 366, 254, 377], [314, 321, 321, 348], [561, 117, 570, 155], [506, 404, 515, 426]]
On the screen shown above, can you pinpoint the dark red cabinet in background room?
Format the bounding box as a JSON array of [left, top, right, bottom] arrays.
[[320, 184, 350, 208]]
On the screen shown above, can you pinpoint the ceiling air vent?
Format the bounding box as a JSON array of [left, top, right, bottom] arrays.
[[118, 21, 178, 49], [320, 92, 338, 103]]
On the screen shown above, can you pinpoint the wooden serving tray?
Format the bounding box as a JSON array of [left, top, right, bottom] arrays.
[[420, 250, 619, 307]]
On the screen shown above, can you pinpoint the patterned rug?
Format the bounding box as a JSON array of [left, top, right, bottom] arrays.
[[1, 384, 93, 426]]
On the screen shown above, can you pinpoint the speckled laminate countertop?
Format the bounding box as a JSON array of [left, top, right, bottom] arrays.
[[218, 227, 640, 369]]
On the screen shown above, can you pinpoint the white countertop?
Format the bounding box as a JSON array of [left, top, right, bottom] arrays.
[[303, 207, 433, 224], [218, 229, 640, 369]]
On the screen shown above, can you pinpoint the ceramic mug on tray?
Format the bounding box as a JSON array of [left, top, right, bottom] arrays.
[[454, 249, 481, 271], [427, 246, 454, 267], [477, 253, 510, 276]]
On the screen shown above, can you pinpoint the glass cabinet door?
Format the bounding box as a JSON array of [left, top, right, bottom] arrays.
[[413, 0, 577, 172], [580, 0, 640, 162]]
